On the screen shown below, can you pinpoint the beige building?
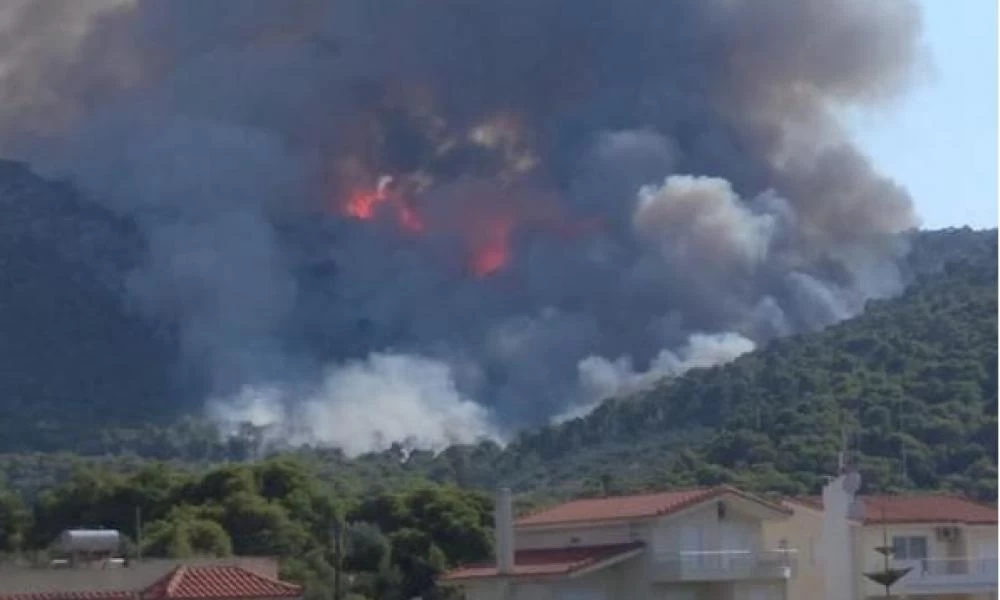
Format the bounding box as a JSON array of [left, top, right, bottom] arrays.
[[790, 491, 998, 600], [441, 482, 997, 600], [442, 486, 812, 600]]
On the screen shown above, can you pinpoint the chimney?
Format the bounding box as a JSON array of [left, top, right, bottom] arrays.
[[495, 487, 514, 575]]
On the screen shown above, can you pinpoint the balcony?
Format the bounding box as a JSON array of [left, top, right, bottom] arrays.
[[651, 549, 797, 582], [894, 557, 998, 596]]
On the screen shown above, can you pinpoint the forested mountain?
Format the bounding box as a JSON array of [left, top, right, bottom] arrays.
[[301, 227, 997, 504], [0, 227, 995, 501], [0, 161, 186, 452], [495, 228, 998, 500], [0, 225, 994, 599]]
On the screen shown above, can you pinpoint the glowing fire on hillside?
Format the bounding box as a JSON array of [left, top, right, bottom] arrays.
[[341, 175, 426, 234], [469, 217, 514, 277], [336, 171, 603, 279]]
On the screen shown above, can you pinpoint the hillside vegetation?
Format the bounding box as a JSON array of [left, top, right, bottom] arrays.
[[499, 229, 998, 500], [0, 458, 488, 600], [1, 229, 995, 502], [0, 228, 995, 600]]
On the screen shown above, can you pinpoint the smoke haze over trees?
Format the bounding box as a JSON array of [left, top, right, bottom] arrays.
[[0, 0, 928, 453]]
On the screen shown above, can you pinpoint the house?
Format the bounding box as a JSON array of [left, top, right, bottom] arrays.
[[441, 486, 813, 600], [440, 480, 997, 600], [790, 476, 998, 600], [0, 557, 303, 600]]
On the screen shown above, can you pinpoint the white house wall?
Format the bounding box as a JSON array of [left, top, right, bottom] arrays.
[[650, 502, 763, 555], [966, 524, 999, 561], [762, 503, 825, 600]]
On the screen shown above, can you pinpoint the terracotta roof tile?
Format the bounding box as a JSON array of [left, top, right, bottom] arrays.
[[516, 486, 789, 527], [441, 542, 644, 581], [859, 495, 997, 525], [788, 494, 997, 525], [142, 565, 302, 599]]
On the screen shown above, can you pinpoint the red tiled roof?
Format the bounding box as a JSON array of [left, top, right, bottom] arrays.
[[441, 542, 644, 581], [516, 486, 790, 527], [788, 495, 998, 525], [0, 593, 135, 600], [786, 496, 823, 511], [142, 566, 302, 600]]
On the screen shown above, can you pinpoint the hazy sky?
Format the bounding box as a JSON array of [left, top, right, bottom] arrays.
[[850, 0, 997, 230]]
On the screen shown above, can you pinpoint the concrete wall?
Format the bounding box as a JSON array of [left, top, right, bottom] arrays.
[[650, 582, 705, 600], [648, 581, 783, 600], [762, 502, 825, 600], [966, 525, 999, 560], [724, 581, 784, 600], [0, 557, 280, 593]]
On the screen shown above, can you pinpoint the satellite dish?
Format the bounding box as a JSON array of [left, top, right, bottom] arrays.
[[842, 471, 861, 495]]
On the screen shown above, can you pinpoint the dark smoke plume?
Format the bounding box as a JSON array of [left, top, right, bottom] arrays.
[[0, 0, 924, 454]]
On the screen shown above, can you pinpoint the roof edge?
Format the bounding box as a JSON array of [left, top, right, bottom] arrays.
[[516, 485, 791, 528], [440, 541, 645, 583]]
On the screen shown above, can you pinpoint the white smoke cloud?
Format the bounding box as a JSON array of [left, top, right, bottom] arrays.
[[560, 332, 757, 423], [210, 352, 499, 456], [633, 175, 777, 275]]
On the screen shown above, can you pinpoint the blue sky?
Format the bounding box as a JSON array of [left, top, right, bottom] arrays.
[[849, 0, 997, 230]]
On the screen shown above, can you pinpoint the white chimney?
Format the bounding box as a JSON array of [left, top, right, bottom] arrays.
[[495, 487, 515, 575], [821, 469, 861, 600]]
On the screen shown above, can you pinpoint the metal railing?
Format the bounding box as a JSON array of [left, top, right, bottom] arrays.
[[901, 557, 998, 577], [654, 549, 798, 581], [890, 557, 999, 592]]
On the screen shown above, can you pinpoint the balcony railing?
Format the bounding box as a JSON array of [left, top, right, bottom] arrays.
[[652, 549, 798, 582], [894, 557, 998, 594]]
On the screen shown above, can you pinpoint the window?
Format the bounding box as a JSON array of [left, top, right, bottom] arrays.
[[892, 536, 928, 560]]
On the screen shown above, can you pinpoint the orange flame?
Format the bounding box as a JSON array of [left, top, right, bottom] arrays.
[[341, 175, 426, 234], [470, 218, 513, 277], [396, 200, 426, 233], [344, 188, 387, 219], [335, 173, 601, 280]]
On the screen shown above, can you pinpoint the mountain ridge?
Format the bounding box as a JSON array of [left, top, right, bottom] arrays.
[[0, 159, 995, 502]]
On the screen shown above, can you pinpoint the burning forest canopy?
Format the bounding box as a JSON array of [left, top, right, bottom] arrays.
[[0, 0, 934, 455]]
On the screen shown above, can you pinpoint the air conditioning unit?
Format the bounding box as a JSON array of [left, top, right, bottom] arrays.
[[935, 526, 961, 542]]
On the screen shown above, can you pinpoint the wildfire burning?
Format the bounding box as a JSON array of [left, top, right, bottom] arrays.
[[336, 169, 606, 279], [469, 217, 514, 277], [337, 169, 524, 278], [342, 175, 426, 234]]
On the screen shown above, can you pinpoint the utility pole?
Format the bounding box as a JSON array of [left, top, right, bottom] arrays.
[[135, 506, 143, 562], [331, 519, 343, 600]]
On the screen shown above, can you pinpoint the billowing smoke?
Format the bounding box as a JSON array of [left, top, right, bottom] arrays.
[[566, 331, 757, 423], [0, 0, 924, 453]]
